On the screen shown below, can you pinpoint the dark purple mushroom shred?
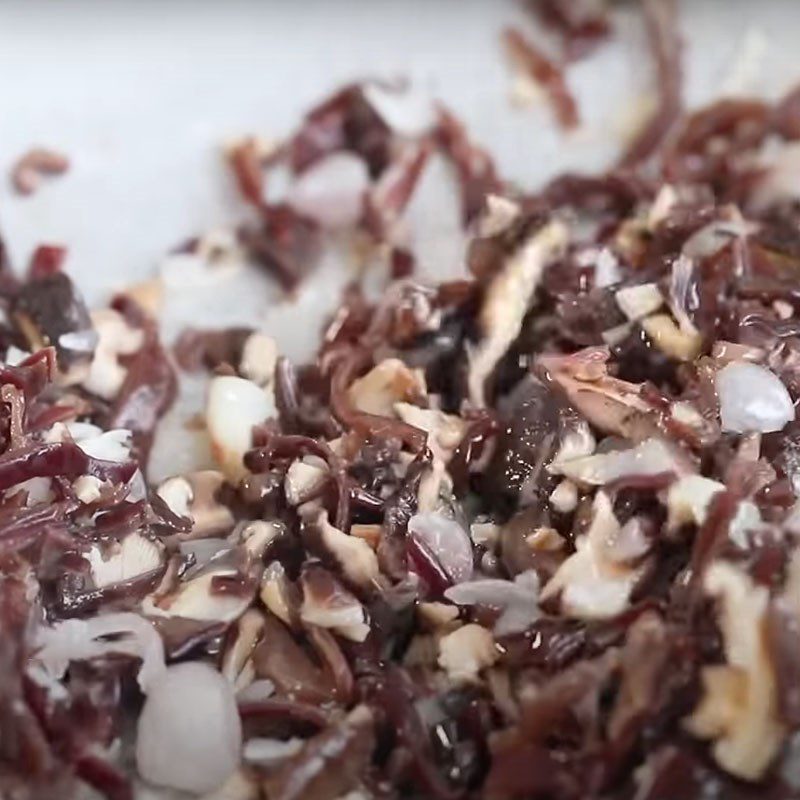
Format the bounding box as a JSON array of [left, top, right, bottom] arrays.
[[524, 0, 612, 62]]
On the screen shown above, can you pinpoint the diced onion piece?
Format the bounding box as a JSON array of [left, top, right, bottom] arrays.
[[604, 517, 651, 564], [682, 215, 756, 259], [77, 429, 133, 463], [408, 513, 474, 584], [549, 420, 596, 470], [47, 421, 133, 463], [86, 532, 164, 588], [237, 679, 276, 704], [526, 527, 565, 552], [136, 662, 242, 793], [728, 501, 762, 548], [260, 561, 301, 631], [207, 376, 275, 481], [670, 400, 706, 427], [593, 248, 623, 288], [666, 476, 762, 546], [716, 361, 795, 434], [539, 349, 657, 443], [300, 600, 369, 642], [240, 519, 283, 559], [417, 601, 460, 629], [551, 437, 687, 487], [221, 608, 265, 688], [180, 538, 231, 568], [615, 283, 663, 321], [34, 612, 165, 693], [445, 571, 540, 636], [9, 476, 53, 506], [470, 521, 501, 548], [668, 254, 699, 336]]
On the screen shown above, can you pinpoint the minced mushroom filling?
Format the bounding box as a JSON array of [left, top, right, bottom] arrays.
[[8, 4, 800, 800]]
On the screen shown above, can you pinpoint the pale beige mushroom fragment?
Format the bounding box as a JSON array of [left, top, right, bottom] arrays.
[[684, 560, 784, 780], [549, 479, 579, 514], [479, 194, 521, 237], [221, 608, 265, 691], [239, 332, 278, 388], [526, 526, 566, 553], [393, 403, 466, 463], [538, 349, 657, 442], [284, 457, 328, 506], [157, 470, 234, 538], [259, 561, 299, 629], [313, 511, 381, 588], [541, 492, 647, 619], [394, 403, 467, 513], [350, 523, 381, 550], [299, 566, 370, 642], [467, 218, 568, 407], [72, 475, 106, 504], [470, 521, 501, 549], [550, 437, 688, 487], [417, 601, 460, 630], [82, 309, 144, 400], [664, 474, 761, 545], [347, 358, 426, 417], [665, 475, 725, 530], [640, 313, 702, 361], [437, 624, 499, 684], [142, 548, 257, 625]]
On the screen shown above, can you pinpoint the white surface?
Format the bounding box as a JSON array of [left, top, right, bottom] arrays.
[[2, 0, 800, 481], [3, 1, 800, 308]]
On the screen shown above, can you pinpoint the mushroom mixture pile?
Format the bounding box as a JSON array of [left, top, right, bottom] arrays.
[[9, 3, 800, 800]]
